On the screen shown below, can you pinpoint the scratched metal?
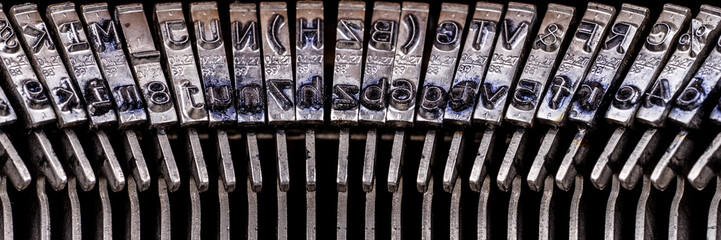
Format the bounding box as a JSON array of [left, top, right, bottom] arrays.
[[191, 3, 237, 192], [330, 1, 366, 125], [9, 3, 87, 128], [154, 2, 208, 127], [115, 3, 177, 128], [505, 4, 575, 128], [637, 5, 721, 127], [570, 4, 657, 127], [0, 5, 56, 129], [260, 2, 295, 124], [521, 5, 576, 192], [190, 2, 236, 126], [443, 2, 502, 126], [668, 32, 721, 128], [358, 2, 400, 125], [415, 3, 467, 126], [229, 3, 265, 125], [473, 2, 536, 126], [47, 2, 117, 129], [605, 4, 686, 127], [385, 2, 428, 126], [80, 3, 147, 129], [535, 3, 616, 127], [295, 1, 325, 124]]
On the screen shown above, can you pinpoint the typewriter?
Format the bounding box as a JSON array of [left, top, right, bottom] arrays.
[[0, 0, 717, 239]]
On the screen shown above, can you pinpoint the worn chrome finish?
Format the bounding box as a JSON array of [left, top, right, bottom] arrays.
[[154, 2, 208, 126], [556, 127, 588, 191], [260, 2, 295, 124], [81, 3, 147, 128], [217, 178, 230, 239], [443, 2, 502, 126], [364, 177, 377, 240], [498, 127, 527, 191], [391, 177, 403, 240], [28, 129, 67, 191], [528, 128, 560, 191], [156, 177, 171, 240], [573, 4, 659, 127], [10, 3, 87, 128], [477, 175, 491, 240], [115, 4, 181, 192], [124, 176, 140, 239], [337, 128, 350, 191], [506, 4, 575, 127], [246, 131, 263, 192], [81, 3, 150, 191], [388, 130, 406, 192], [536, 3, 616, 127], [469, 127, 495, 192], [443, 130, 465, 192], [0, 4, 56, 129], [416, 3, 467, 126], [539, 176, 555, 240], [604, 175, 622, 239], [385, 2, 427, 126], [0, 130, 30, 190], [604, 4, 685, 127], [691, 131, 721, 190], [332, 6, 364, 235], [449, 175, 462, 240], [421, 176, 433, 240], [634, 175, 655, 239], [486, 3, 538, 192], [507, 176, 523, 239], [190, 1, 236, 126], [0, 177, 10, 239], [247, 178, 259, 240], [416, 130, 437, 192], [230, 2, 265, 125], [63, 177, 82, 240], [154, 3, 210, 192], [58, 128, 96, 191], [11, 3, 97, 192], [295, 1, 324, 125], [591, 126, 628, 190], [92, 130, 125, 192], [569, 175, 585, 240], [668, 175, 690, 240], [276, 129, 290, 239], [95, 177, 113, 240], [210, 130, 234, 192], [362, 128, 378, 192], [32, 176, 51, 240], [187, 178, 202, 239], [47, 2, 117, 128], [637, 5, 721, 126], [708, 176, 721, 239], [115, 4, 177, 128], [473, 2, 536, 125], [386, 2, 427, 200], [668, 28, 721, 128], [359, 1, 400, 125], [337, 131, 350, 238], [148, 129, 180, 192], [619, 127, 659, 189], [185, 127, 209, 192], [330, 1, 365, 125], [295, 4, 323, 238], [652, 130, 694, 190]]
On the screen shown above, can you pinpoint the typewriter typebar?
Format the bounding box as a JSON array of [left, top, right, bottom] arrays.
[[2, 1, 721, 240]]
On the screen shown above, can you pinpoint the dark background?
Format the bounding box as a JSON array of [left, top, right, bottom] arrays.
[[2, 1, 716, 240]]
